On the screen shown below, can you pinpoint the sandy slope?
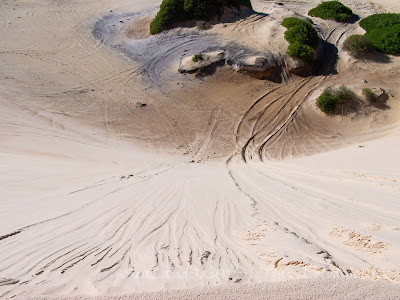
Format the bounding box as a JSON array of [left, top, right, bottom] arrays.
[[0, 0, 400, 298]]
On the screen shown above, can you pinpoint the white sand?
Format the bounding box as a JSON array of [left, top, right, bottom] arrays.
[[31, 278, 400, 299], [0, 0, 400, 299]]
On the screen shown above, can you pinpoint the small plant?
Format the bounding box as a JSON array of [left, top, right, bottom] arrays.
[[343, 35, 375, 58], [316, 88, 338, 114], [316, 85, 358, 114], [362, 88, 378, 103], [359, 13, 400, 55], [275, 2, 284, 5], [192, 53, 204, 62], [308, 1, 353, 22], [281, 17, 319, 63]]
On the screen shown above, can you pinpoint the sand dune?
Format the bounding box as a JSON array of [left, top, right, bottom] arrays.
[[0, 0, 400, 298]]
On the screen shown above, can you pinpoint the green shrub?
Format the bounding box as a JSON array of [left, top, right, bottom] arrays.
[[282, 17, 312, 29], [359, 13, 400, 31], [150, 0, 252, 34], [316, 86, 357, 114], [316, 88, 338, 114], [284, 23, 319, 49], [192, 53, 204, 62], [281, 17, 319, 63], [362, 88, 378, 103], [343, 34, 375, 58], [359, 13, 400, 55], [308, 1, 353, 22], [150, 0, 185, 35], [184, 0, 218, 20], [336, 85, 356, 101], [287, 43, 315, 63]]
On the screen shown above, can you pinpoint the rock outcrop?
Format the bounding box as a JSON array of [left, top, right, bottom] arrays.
[[231, 53, 281, 81], [179, 50, 226, 74]]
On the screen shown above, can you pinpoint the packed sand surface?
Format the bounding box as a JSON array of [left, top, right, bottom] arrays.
[[1, 0, 400, 298]]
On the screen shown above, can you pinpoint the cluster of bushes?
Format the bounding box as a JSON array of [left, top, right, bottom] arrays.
[[150, 0, 252, 34], [308, 1, 353, 22], [316, 86, 357, 114], [342, 13, 400, 58], [359, 13, 400, 55], [281, 17, 319, 63]]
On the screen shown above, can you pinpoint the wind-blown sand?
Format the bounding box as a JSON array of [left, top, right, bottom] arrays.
[[0, 0, 400, 298]]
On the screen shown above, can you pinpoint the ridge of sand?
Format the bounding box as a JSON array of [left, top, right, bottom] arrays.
[[29, 278, 400, 299]]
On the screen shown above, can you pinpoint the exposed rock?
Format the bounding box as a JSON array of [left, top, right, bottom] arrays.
[[179, 50, 225, 74], [136, 102, 147, 108], [286, 56, 316, 77], [371, 87, 386, 99], [231, 53, 281, 81], [286, 41, 324, 77], [371, 87, 389, 104], [217, 5, 254, 23]]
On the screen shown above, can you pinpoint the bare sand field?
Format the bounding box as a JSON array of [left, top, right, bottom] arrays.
[[0, 0, 400, 298]]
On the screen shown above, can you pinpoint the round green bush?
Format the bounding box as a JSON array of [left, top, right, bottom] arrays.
[[316, 89, 338, 114], [343, 35, 375, 58], [308, 1, 353, 22], [287, 43, 315, 63], [284, 24, 319, 49]]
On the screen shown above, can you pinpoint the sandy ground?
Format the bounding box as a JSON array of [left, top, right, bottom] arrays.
[[1, 0, 400, 298], [30, 278, 400, 299]]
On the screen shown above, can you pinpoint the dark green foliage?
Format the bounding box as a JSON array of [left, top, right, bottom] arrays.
[[316, 86, 357, 114], [184, 0, 220, 20], [316, 88, 337, 113], [150, 0, 252, 34], [287, 43, 315, 63], [284, 22, 319, 49], [362, 88, 377, 103], [308, 1, 353, 22], [228, 0, 252, 9], [281, 17, 319, 63], [359, 14, 400, 55], [360, 13, 400, 31], [343, 35, 375, 58], [281, 17, 311, 29], [192, 53, 204, 62], [336, 85, 355, 101], [150, 0, 185, 35]]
